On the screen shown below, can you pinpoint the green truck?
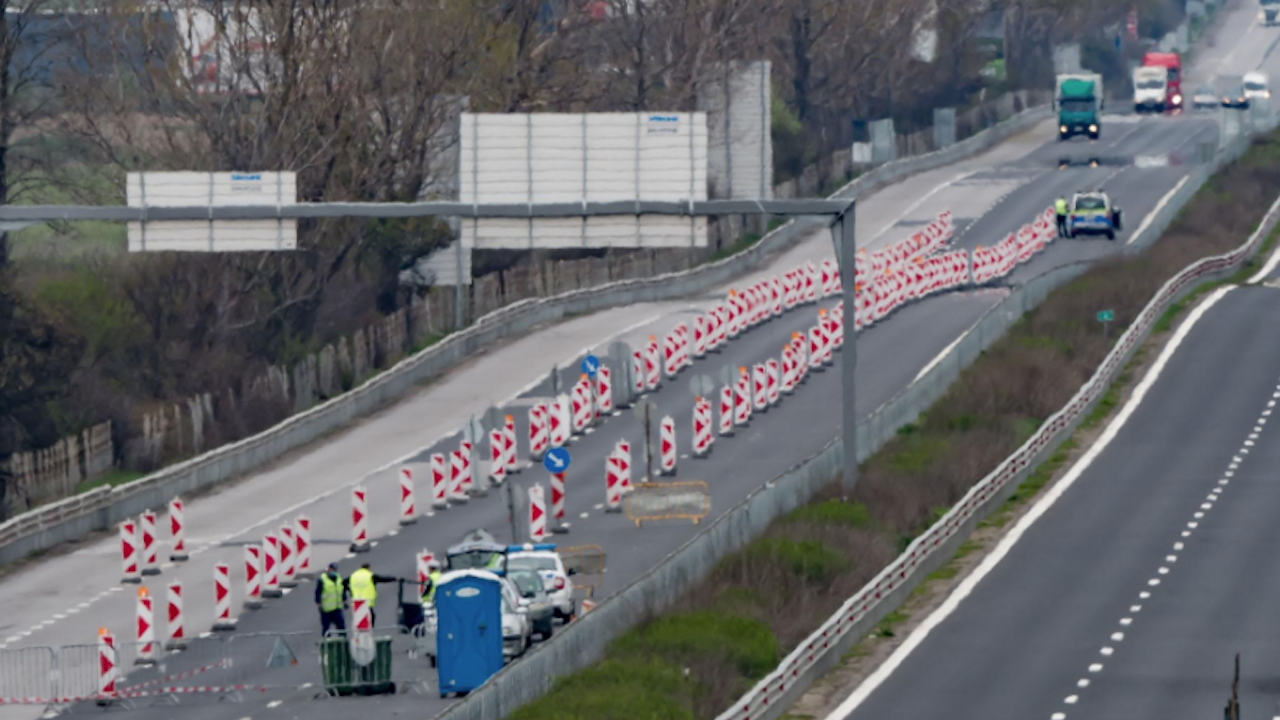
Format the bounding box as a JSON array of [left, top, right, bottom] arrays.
[[1056, 73, 1103, 141]]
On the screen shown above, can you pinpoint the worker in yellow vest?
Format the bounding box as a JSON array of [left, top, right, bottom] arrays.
[[421, 559, 444, 605], [346, 562, 397, 627], [314, 562, 350, 636]]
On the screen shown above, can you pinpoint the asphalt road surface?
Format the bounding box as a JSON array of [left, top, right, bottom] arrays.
[[2, 5, 1274, 719]]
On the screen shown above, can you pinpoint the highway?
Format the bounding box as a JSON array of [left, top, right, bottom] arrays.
[[0, 4, 1268, 719], [827, 281, 1280, 720]]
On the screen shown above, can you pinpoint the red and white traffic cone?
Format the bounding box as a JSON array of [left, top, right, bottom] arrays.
[[644, 338, 661, 390], [295, 516, 313, 578], [261, 533, 282, 599], [489, 428, 507, 485], [399, 467, 417, 525], [550, 471, 568, 533], [766, 359, 780, 406], [693, 315, 708, 359], [528, 484, 548, 542], [752, 363, 768, 413], [449, 449, 469, 504], [120, 519, 141, 584], [659, 416, 676, 476], [278, 524, 298, 588], [353, 599, 373, 634], [431, 453, 449, 509], [168, 497, 188, 562], [597, 365, 614, 414], [213, 563, 236, 632], [135, 587, 156, 665], [719, 385, 735, 437], [808, 326, 825, 372], [96, 628, 118, 703], [528, 404, 549, 461], [243, 544, 263, 610], [139, 510, 160, 576], [165, 581, 186, 651], [351, 485, 371, 552], [617, 439, 632, 492], [503, 415, 519, 474], [605, 451, 624, 513]]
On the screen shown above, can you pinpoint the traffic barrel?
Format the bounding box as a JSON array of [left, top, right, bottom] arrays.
[[719, 385, 735, 437], [550, 471, 568, 533], [135, 587, 156, 665], [278, 523, 298, 588], [295, 516, 313, 578], [766, 359, 780, 406], [165, 581, 186, 651], [212, 563, 236, 632], [97, 628, 118, 703], [139, 510, 160, 577], [752, 363, 768, 413], [597, 364, 614, 415], [605, 450, 624, 512], [503, 415, 519, 474], [261, 533, 282, 599], [350, 485, 370, 552], [120, 519, 141, 584], [489, 429, 507, 485], [528, 404, 549, 461], [168, 497, 188, 562], [243, 544, 263, 610], [431, 453, 449, 509], [399, 467, 417, 525], [528, 484, 548, 542], [449, 449, 469, 504], [659, 416, 676, 476]]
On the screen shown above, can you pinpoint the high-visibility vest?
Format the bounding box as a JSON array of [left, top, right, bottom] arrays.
[[319, 573, 344, 612], [1055, 199, 1068, 215], [423, 571, 443, 604], [349, 568, 377, 607], [485, 553, 503, 570]]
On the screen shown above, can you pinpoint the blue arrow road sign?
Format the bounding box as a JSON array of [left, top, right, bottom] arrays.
[[543, 447, 571, 473], [581, 354, 600, 378]]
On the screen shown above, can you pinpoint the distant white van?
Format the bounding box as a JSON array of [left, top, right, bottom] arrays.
[[1244, 71, 1270, 102]]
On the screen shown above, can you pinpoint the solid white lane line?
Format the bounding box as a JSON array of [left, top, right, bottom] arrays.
[[822, 286, 1234, 720], [1127, 177, 1190, 246]]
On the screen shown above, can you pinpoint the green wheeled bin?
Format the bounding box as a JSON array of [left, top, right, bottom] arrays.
[[319, 635, 396, 696]]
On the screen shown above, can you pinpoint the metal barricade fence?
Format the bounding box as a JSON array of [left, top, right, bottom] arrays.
[[0, 645, 56, 704], [560, 545, 607, 600], [624, 480, 711, 527], [51, 644, 99, 704]]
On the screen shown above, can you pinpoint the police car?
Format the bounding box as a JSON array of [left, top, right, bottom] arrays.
[[1065, 191, 1123, 240], [506, 544, 577, 622]]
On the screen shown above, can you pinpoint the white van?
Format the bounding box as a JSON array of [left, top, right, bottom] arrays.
[[1133, 66, 1169, 113], [1244, 72, 1270, 102]]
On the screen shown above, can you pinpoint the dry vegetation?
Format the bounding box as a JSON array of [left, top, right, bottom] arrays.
[[509, 129, 1280, 720]]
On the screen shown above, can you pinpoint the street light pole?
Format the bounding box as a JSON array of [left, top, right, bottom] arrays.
[[832, 203, 858, 497]]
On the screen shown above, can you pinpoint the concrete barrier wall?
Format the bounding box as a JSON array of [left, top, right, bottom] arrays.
[[0, 100, 1053, 567]]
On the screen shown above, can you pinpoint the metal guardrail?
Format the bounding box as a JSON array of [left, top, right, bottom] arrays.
[[624, 481, 712, 527]]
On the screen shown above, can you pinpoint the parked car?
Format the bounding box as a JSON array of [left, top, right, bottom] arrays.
[[508, 547, 577, 621], [507, 568, 556, 640]]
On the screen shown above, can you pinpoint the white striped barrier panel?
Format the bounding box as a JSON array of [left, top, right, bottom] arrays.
[[278, 524, 297, 588], [212, 563, 236, 631], [399, 467, 417, 525], [168, 497, 188, 561], [139, 510, 159, 577], [165, 581, 185, 651]]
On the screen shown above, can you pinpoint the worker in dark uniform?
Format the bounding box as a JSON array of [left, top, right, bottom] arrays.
[[315, 562, 350, 636], [347, 561, 399, 627]]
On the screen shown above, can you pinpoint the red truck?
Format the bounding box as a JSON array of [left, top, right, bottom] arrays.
[[1142, 52, 1184, 111]]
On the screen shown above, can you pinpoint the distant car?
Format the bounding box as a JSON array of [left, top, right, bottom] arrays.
[[508, 548, 577, 621], [1222, 81, 1250, 108], [1065, 191, 1123, 240], [1192, 85, 1218, 109], [507, 568, 556, 640], [1245, 71, 1270, 103]]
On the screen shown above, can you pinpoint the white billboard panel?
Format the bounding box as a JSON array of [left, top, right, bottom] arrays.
[[126, 171, 297, 252], [459, 112, 708, 249]]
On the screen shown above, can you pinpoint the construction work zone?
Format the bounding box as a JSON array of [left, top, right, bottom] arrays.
[[624, 481, 712, 527]]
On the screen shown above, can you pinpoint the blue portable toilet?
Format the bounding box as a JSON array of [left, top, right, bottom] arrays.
[[435, 570, 504, 697]]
